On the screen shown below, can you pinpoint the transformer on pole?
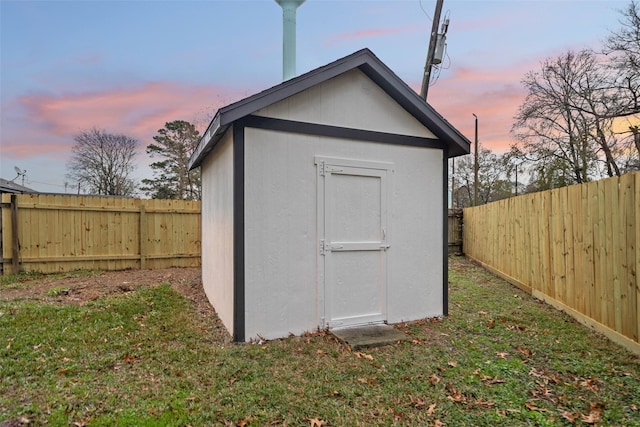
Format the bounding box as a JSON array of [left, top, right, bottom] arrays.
[[420, 0, 447, 101]]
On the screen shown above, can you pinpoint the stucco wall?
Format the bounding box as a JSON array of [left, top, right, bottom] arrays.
[[243, 128, 443, 340], [200, 131, 234, 334]]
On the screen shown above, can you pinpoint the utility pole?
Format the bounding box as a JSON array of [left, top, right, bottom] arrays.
[[473, 113, 479, 206], [420, 0, 444, 100]]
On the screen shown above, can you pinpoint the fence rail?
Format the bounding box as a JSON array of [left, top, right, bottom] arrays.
[[1, 193, 201, 274], [463, 172, 640, 355]]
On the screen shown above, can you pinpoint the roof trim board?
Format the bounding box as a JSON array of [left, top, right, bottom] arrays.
[[243, 115, 446, 149]]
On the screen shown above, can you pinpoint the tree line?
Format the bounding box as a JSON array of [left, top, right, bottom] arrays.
[[66, 120, 202, 199], [454, 1, 640, 207]]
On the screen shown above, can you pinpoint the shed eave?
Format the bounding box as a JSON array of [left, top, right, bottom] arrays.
[[189, 112, 227, 170]]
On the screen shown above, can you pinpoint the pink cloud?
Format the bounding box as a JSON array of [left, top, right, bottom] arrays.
[[3, 82, 248, 160], [324, 25, 422, 47], [415, 58, 544, 154]]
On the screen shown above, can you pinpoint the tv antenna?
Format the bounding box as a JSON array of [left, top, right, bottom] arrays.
[[13, 166, 27, 186]]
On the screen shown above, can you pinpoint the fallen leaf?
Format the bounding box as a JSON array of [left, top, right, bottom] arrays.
[[447, 388, 464, 403], [561, 411, 577, 423], [631, 404, 638, 411], [122, 353, 138, 363], [428, 374, 441, 384], [496, 352, 508, 359], [309, 418, 327, 427], [409, 395, 428, 408], [447, 361, 458, 367], [588, 402, 605, 413], [487, 319, 495, 328], [427, 403, 436, 415], [581, 411, 601, 424], [524, 402, 548, 412], [236, 420, 247, 427], [474, 399, 495, 407], [580, 378, 599, 392], [433, 419, 445, 426], [528, 367, 542, 378], [354, 351, 373, 360], [357, 377, 368, 384], [481, 375, 506, 385], [316, 349, 326, 355], [548, 374, 561, 384], [516, 347, 533, 357]]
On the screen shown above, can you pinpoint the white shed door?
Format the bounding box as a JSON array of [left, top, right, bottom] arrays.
[[316, 157, 392, 329]]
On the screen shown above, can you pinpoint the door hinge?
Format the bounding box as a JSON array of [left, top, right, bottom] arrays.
[[318, 161, 343, 176], [320, 240, 344, 254]]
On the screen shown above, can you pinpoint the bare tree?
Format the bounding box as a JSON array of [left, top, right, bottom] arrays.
[[605, 0, 640, 118], [66, 127, 138, 196], [512, 50, 610, 184]]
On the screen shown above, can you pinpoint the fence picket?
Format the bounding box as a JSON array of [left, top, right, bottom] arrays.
[[0, 194, 200, 274], [463, 172, 640, 353]]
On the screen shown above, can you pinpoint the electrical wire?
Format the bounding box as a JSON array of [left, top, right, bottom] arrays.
[[26, 179, 66, 188], [418, 0, 433, 22]]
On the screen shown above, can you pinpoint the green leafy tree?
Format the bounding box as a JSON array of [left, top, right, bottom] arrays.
[[141, 120, 201, 200], [451, 147, 515, 207]]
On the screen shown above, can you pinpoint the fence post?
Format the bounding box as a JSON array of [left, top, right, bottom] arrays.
[[139, 204, 147, 269], [10, 194, 19, 274]]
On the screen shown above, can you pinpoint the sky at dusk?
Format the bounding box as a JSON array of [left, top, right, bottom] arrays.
[[0, 0, 630, 194]]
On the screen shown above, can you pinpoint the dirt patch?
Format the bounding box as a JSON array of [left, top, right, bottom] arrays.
[[0, 267, 232, 342]]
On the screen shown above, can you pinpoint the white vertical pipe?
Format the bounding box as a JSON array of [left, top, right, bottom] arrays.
[[276, 0, 305, 81]]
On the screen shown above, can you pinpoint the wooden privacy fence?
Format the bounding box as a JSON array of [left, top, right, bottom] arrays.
[[448, 209, 463, 253], [464, 172, 640, 354], [1, 193, 201, 275]]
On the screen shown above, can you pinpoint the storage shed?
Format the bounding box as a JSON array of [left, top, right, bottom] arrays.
[[188, 49, 471, 342]]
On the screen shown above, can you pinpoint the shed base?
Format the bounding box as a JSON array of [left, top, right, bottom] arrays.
[[331, 324, 410, 350]]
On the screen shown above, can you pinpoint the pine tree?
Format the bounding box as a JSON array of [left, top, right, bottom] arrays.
[[141, 120, 201, 200]]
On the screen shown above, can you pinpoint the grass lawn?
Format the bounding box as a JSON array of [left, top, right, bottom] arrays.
[[1, 256, 639, 426]]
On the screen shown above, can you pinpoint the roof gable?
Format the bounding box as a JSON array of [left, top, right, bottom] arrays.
[[255, 68, 437, 139], [189, 48, 471, 169]]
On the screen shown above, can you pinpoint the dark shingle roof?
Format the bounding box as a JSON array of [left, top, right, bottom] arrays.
[[0, 178, 37, 194], [189, 48, 471, 169]]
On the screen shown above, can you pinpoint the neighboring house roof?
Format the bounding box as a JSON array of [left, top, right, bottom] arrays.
[[0, 178, 37, 194], [189, 48, 471, 169]]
